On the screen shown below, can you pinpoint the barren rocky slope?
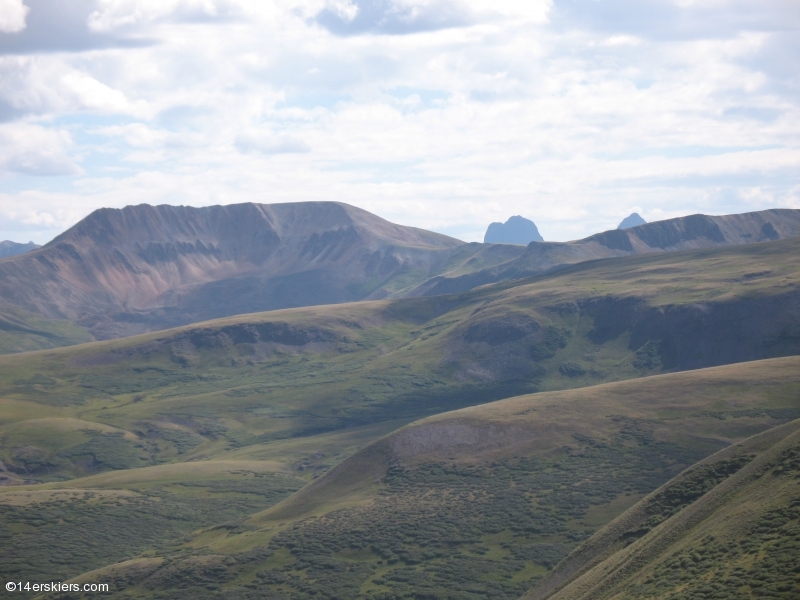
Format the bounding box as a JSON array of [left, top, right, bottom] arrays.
[[0, 202, 465, 340]]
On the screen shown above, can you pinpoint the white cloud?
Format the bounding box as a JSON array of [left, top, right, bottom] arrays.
[[325, 0, 358, 22], [465, 0, 551, 23], [0, 58, 152, 119], [235, 131, 311, 154], [88, 0, 244, 32], [0, 0, 28, 33], [601, 35, 642, 46], [5, 152, 81, 176], [0, 124, 81, 177], [0, 0, 797, 244], [61, 71, 149, 115]]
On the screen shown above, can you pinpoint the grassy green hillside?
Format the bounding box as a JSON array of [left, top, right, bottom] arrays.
[[2, 237, 799, 486], [0, 461, 306, 584], [522, 418, 800, 600], [0, 420, 409, 585], [1, 237, 798, 597], [52, 356, 800, 599], [0, 305, 92, 354]]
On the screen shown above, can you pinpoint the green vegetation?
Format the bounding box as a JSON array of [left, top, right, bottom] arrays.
[[631, 501, 800, 599], [525, 420, 800, 600], [0, 305, 92, 354], [1, 237, 799, 485], [0, 462, 306, 583], [0, 237, 798, 598], [55, 357, 800, 599]]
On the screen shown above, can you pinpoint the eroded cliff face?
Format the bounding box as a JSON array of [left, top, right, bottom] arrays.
[[0, 202, 463, 339]]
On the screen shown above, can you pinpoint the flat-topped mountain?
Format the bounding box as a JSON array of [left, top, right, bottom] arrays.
[[0, 202, 464, 339]]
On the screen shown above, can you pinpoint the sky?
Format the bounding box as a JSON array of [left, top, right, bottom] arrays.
[[0, 0, 798, 244]]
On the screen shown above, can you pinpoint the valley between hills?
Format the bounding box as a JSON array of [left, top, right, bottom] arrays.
[[0, 202, 799, 599]]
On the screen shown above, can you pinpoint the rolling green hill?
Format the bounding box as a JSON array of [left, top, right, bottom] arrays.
[[521, 418, 800, 600], [50, 356, 800, 599], [1, 235, 799, 597], [0, 461, 307, 585], [1, 236, 799, 486]]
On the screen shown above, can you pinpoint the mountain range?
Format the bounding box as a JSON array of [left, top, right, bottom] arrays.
[[1, 202, 799, 351], [404, 207, 800, 296], [0, 240, 39, 258]]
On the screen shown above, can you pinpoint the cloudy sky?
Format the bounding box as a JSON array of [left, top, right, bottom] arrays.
[[0, 0, 798, 244]]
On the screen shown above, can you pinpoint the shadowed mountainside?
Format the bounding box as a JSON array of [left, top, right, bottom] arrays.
[[413, 208, 800, 296]]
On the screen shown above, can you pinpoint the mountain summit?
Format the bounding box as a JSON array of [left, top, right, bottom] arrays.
[[484, 215, 544, 245], [618, 212, 647, 229]]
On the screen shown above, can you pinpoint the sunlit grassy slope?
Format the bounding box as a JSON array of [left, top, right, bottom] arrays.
[[2, 237, 799, 486], [57, 356, 800, 599], [522, 418, 800, 600], [0, 305, 93, 354]]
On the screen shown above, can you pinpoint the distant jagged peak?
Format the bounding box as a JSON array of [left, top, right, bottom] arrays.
[[484, 215, 544, 245], [618, 212, 647, 229], [0, 240, 40, 258]]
